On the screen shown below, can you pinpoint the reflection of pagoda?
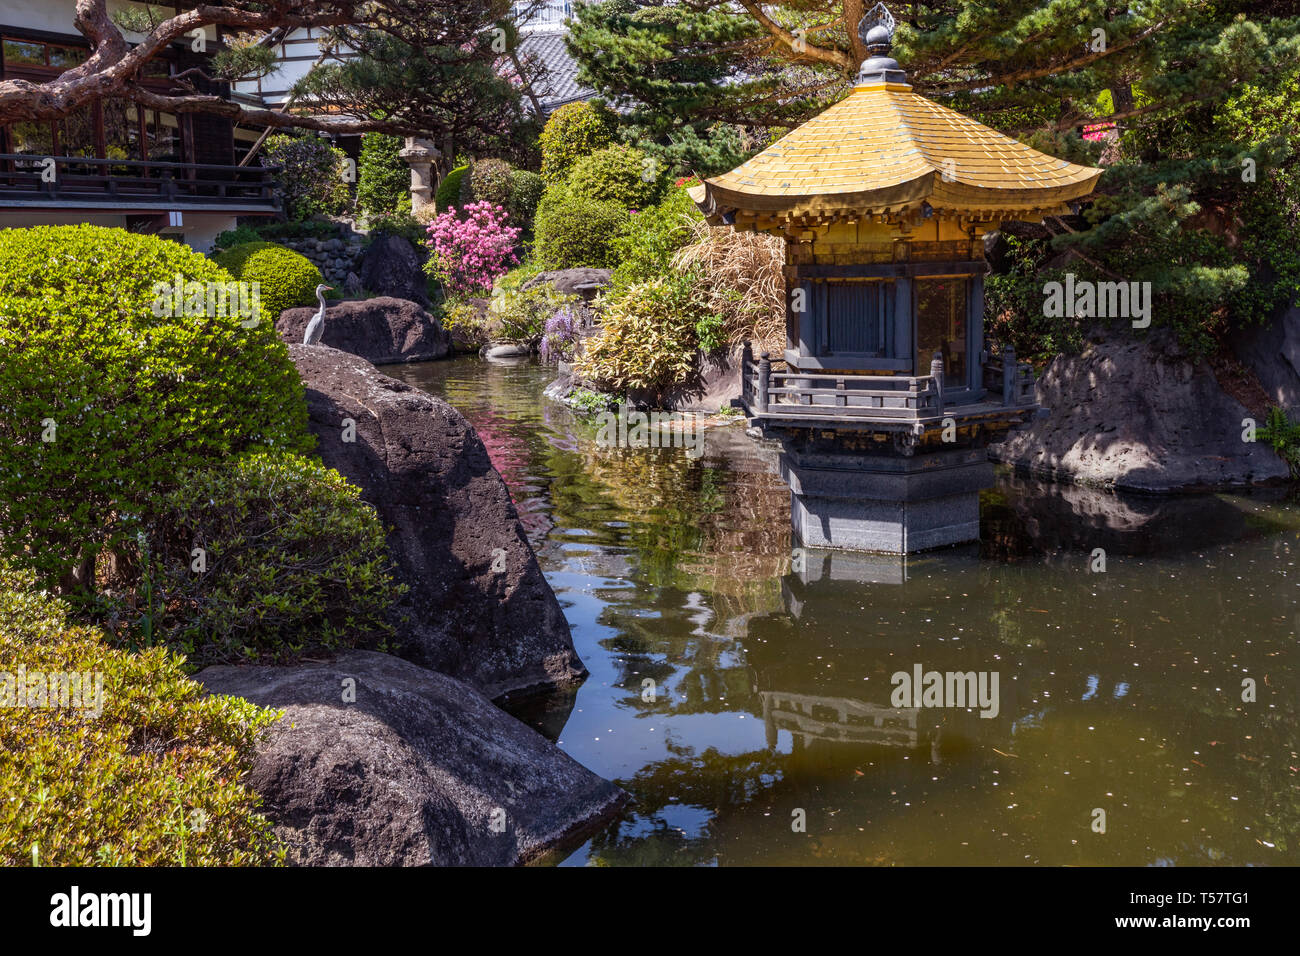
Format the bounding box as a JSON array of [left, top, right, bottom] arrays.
[[761, 692, 923, 750], [693, 3, 1101, 554], [746, 548, 1027, 766]]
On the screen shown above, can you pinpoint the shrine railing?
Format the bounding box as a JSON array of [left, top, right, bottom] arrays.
[[740, 342, 1037, 424]]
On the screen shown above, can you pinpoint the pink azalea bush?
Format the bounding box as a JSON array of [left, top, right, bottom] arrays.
[[425, 201, 521, 296]]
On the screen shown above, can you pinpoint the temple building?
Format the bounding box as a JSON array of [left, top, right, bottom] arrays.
[[691, 3, 1102, 554]]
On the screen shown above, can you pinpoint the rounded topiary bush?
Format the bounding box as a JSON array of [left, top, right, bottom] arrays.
[[144, 451, 403, 668], [0, 561, 284, 866], [534, 182, 630, 269], [469, 158, 515, 208], [569, 144, 664, 210], [539, 100, 617, 184], [0, 225, 312, 592], [435, 165, 470, 212], [211, 241, 323, 321], [507, 169, 545, 233]]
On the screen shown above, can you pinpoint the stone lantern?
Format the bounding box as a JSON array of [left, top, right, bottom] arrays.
[[399, 136, 442, 217], [690, 2, 1103, 553]]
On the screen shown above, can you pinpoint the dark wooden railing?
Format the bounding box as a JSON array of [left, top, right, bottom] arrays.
[[982, 345, 1038, 407], [0, 154, 280, 207], [741, 342, 1037, 423]]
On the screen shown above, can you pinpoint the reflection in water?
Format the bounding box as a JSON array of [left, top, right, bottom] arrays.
[[388, 357, 1300, 867]]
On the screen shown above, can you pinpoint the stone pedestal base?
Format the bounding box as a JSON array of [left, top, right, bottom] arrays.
[[780, 445, 992, 553]]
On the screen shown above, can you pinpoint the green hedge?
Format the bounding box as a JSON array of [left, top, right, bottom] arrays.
[[568, 144, 664, 210], [435, 165, 470, 212], [144, 451, 404, 668], [534, 182, 629, 269], [0, 225, 311, 593], [469, 158, 514, 208], [0, 562, 284, 866], [211, 241, 324, 321]]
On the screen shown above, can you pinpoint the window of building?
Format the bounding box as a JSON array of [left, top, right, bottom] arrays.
[[915, 277, 969, 385], [2, 39, 46, 66]]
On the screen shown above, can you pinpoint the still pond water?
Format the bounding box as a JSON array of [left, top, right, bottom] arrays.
[[389, 356, 1300, 867]]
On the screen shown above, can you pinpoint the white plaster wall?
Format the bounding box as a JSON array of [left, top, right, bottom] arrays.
[[0, 0, 218, 45]]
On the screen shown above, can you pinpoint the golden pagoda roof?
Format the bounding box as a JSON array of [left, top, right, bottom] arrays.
[[691, 80, 1103, 233]]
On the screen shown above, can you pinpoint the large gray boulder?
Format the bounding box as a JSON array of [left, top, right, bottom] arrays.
[[521, 267, 612, 301], [1234, 303, 1300, 410], [358, 233, 428, 306], [288, 344, 585, 697], [198, 651, 627, 866], [990, 328, 1289, 492], [277, 296, 451, 365], [649, 345, 744, 414]]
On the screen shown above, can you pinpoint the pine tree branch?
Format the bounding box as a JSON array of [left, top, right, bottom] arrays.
[[925, 19, 1168, 95], [735, 0, 855, 73]]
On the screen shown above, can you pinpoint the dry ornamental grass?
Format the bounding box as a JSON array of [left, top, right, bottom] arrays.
[[671, 220, 787, 355]]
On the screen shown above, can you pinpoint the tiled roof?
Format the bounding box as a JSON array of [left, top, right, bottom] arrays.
[[519, 32, 594, 115], [692, 80, 1103, 230]]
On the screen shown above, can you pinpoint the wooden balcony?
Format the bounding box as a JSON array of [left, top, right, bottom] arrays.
[[740, 342, 1039, 435], [0, 154, 279, 212]]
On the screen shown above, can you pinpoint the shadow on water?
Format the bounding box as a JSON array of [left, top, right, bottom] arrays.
[[390, 356, 1300, 866]]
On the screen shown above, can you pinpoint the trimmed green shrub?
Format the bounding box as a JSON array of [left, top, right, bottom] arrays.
[[356, 133, 411, 219], [610, 183, 705, 290], [0, 225, 311, 593], [261, 133, 351, 220], [568, 144, 664, 210], [211, 241, 324, 321], [435, 165, 470, 212], [247, 221, 339, 243], [213, 224, 261, 250], [534, 182, 629, 269], [469, 158, 515, 208], [539, 100, 617, 184], [140, 451, 403, 667], [575, 274, 708, 392], [0, 561, 284, 866], [507, 169, 545, 234]]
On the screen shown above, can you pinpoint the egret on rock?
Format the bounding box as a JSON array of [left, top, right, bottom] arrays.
[[302, 284, 334, 345]]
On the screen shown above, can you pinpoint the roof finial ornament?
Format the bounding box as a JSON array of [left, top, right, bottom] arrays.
[[856, 2, 908, 87], [858, 2, 896, 54]]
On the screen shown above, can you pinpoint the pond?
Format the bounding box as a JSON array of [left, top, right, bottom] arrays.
[[387, 356, 1300, 867]]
